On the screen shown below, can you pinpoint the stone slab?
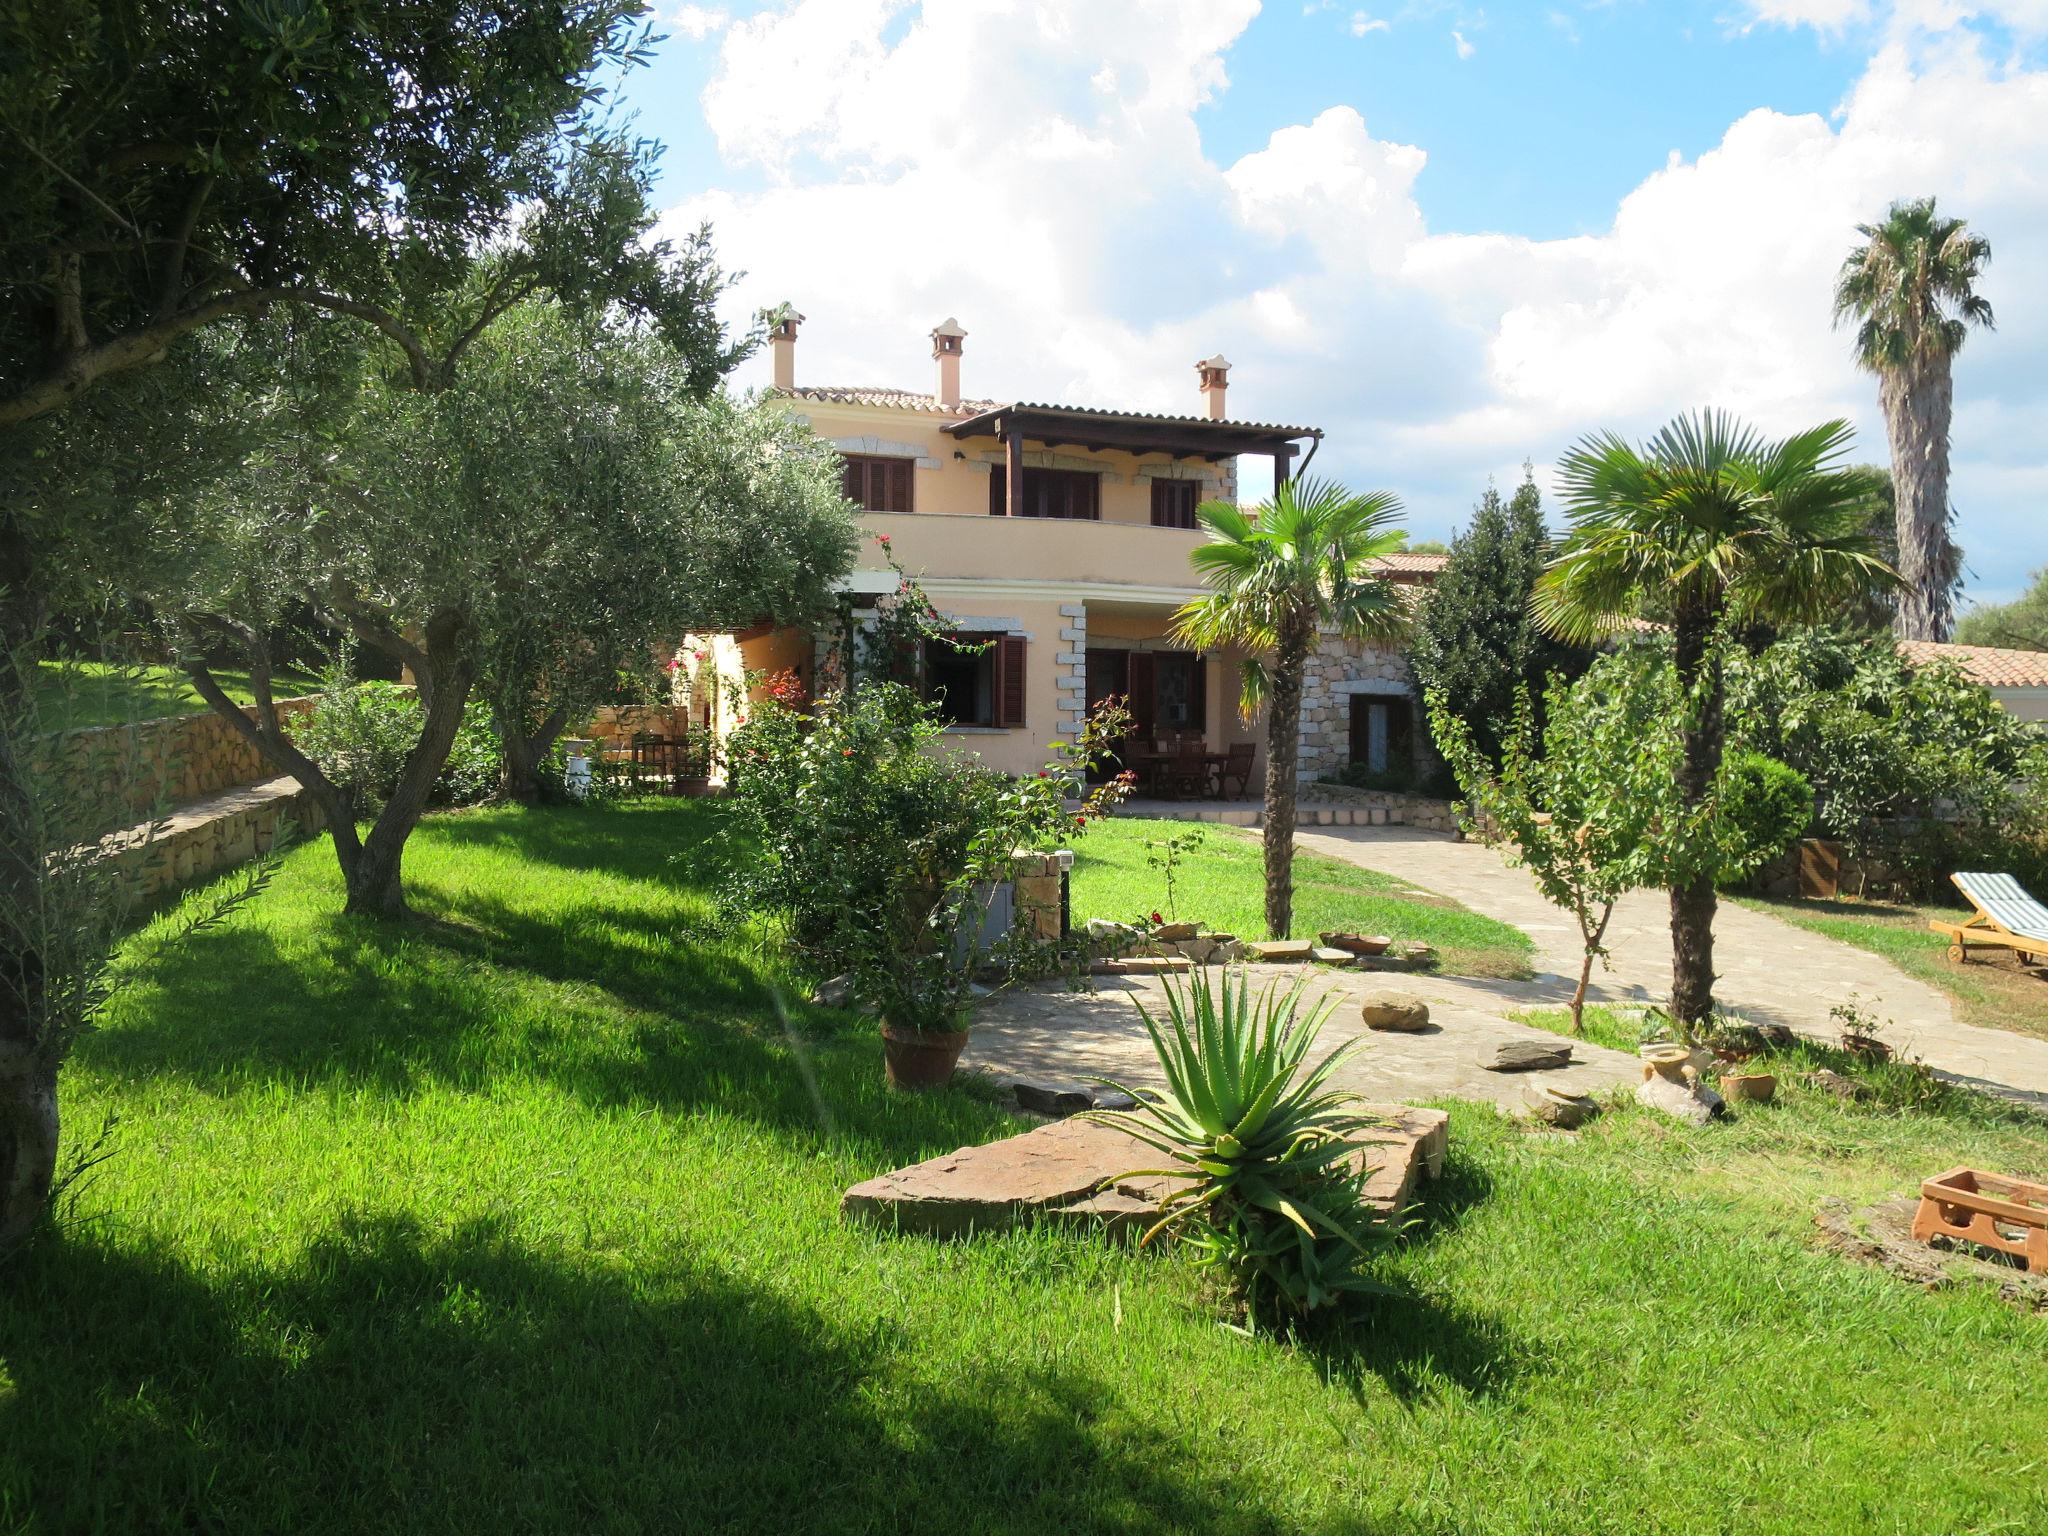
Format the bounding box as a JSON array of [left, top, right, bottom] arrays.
[[1090, 956, 1191, 976], [841, 1105, 1449, 1240], [1247, 939, 1313, 962]]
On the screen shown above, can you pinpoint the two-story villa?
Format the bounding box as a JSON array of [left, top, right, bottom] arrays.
[[719, 305, 1440, 786]]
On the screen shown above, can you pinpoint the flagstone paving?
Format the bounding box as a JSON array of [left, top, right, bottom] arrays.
[[967, 824, 2048, 1114]]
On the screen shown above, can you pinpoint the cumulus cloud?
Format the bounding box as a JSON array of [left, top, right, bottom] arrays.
[[663, 1, 2048, 605], [1451, 28, 1475, 58], [1350, 11, 1390, 35], [668, 3, 729, 40]]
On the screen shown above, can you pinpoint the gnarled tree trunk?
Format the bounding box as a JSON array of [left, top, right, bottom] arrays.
[[494, 700, 570, 804], [1669, 600, 1725, 1031], [1880, 355, 1957, 643], [340, 647, 475, 916], [1260, 615, 1314, 940]]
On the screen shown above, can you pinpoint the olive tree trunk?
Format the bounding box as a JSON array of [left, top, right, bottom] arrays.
[[494, 700, 570, 804], [1260, 615, 1314, 941], [1880, 355, 1958, 643], [1669, 603, 1725, 1032]]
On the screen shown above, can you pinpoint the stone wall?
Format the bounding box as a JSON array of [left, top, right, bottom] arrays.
[[1298, 783, 1462, 834], [1295, 637, 1430, 781], [102, 779, 328, 903], [51, 696, 321, 830], [584, 705, 690, 748]]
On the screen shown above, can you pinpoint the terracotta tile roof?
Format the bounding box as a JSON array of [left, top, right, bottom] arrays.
[[1901, 640, 2048, 689], [1370, 553, 1450, 578], [780, 387, 1319, 439], [781, 385, 1004, 415]]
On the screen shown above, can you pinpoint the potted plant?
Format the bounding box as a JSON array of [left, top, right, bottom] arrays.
[[1718, 1068, 1777, 1103], [1831, 999, 1893, 1063]]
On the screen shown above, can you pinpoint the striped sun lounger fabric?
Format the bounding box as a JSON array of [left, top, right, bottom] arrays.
[[1953, 873, 2048, 945]]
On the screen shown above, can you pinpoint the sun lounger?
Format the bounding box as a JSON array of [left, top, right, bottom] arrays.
[[1929, 872, 2048, 968]]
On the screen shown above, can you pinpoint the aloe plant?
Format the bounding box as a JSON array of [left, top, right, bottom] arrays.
[[1085, 969, 1392, 1317]]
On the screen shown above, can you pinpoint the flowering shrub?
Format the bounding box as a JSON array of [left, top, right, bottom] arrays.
[[722, 683, 1132, 1030]]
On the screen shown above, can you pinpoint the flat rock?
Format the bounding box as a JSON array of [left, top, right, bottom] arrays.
[[1522, 1084, 1599, 1127], [1360, 991, 1431, 1032], [1152, 922, 1199, 942], [810, 972, 856, 1009], [1637, 1073, 1724, 1125], [1246, 939, 1313, 962], [1011, 1080, 1095, 1117], [1089, 955, 1191, 976], [1480, 1038, 1574, 1072], [1311, 946, 1356, 967], [842, 1105, 1450, 1239]]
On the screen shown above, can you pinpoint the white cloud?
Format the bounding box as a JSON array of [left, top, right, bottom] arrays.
[[665, 2, 2048, 605], [668, 3, 729, 41], [1350, 11, 1390, 35], [1452, 27, 1475, 57]]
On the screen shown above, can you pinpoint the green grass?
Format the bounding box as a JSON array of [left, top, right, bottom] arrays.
[[1737, 893, 2048, 1043], [4, 800, 2047, 1533], [1070, 816, 1535, 978], [33, 658, 322, 732], [1508, 1003, 1655, 1056]]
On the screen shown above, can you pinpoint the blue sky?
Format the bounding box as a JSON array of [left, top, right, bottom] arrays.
[[621, 1, 2048, 609]]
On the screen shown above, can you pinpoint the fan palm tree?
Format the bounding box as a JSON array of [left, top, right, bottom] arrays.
[[1174, 477, 1408, 940], [1833, 197, 1993, 642], [1533, 412, 1892, 1029]]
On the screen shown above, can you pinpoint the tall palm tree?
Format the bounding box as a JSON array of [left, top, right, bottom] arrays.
[[1174, 477, 1408, 940], [1534, 412, 1891, 1029], [1833, 197, 1993, 642]]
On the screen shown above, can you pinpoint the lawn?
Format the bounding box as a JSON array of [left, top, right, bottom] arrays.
[[4, 799, 2046, 1533], [1070, 816, 1534, 978], [33, 658, 323, 733], [1738, 893, 2048, 1043]]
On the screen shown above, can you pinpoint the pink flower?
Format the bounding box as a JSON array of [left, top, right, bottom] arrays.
[[876, 534, 892, 548]]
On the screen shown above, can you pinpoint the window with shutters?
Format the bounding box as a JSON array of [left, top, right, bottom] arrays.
[[921, 632, 1027, 728], [841, 453, 914, 512], [988, 466, 1100, 519], [1150, 478, 1201, 529]]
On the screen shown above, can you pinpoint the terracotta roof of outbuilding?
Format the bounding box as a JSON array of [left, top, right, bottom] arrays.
[[949, 400, 1322, 439], [1371, 553, 1450, 578], [1900, 640, 2048, 689]]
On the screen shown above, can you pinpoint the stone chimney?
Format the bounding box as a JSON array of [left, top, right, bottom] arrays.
[[1196, 354, 1231, 420], [764, 302, 803, 392], [931, 317, 967, 411]]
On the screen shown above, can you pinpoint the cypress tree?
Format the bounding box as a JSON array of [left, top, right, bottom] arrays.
[[1413, 470, 1575, 767]]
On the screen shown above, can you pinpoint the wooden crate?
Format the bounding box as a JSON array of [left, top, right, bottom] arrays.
[[1911, 1166, 2048, 1272]]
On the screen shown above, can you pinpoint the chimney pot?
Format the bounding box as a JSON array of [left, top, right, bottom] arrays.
[[1196, 353, 1231, 421], [932, 316, 967, 411], [765, 302, 804, 392]]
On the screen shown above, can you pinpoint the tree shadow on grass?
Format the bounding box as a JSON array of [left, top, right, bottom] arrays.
[[1293, 1149, 1521, 1407], [0, 1215, 1394, 1535]]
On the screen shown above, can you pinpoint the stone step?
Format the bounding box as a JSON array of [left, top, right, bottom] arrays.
[[841, 1104, 1449, 1240], [96, 775, 326, 900]]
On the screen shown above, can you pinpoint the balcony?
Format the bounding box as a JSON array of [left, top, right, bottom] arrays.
[[853, 509, 1210, 600]]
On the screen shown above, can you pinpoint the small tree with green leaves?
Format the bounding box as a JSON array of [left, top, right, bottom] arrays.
[[1429, 671, 1673, 1035]]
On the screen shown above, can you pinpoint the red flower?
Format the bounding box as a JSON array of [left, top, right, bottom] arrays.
[[842, 748, 855, 757], [875, 533, 892, 547], [1150, 910, 1164, 926]]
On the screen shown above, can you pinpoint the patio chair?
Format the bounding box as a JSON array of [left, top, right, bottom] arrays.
[[1217, 741, 1255, 797], [1929, 872, 2048, 969], [1160, 738, 1212, 801]]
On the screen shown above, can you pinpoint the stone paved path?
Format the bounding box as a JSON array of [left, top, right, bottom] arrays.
[[1291, 825, 2048, 1111], [965, 964, 1645, 1114], [967, 824, 2048, 1114]]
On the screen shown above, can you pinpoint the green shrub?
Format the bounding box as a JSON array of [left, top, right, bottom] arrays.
[[294, 682, 500, 809], [1716, 751, 1814, 885], [1086, 970, 1390, 1321]]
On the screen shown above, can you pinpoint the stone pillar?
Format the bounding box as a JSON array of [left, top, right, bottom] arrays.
[[1009, 850, 1064, 941], [1054, 603, 1088, 741]]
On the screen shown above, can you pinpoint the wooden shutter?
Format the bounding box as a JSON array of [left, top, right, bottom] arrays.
[[989, 469, 1005, 516], [1151, 479, 1197, 528], [996, 636, 1028, 728], [1127, 652, 1157, 740], [841, 455, 865, 505], [1188, 655, 1208, 732], [887, 459, 912, 512]]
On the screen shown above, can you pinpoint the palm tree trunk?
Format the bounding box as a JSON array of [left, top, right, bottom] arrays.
[[1260, 616, 1312, 940], [1669, 602, 1724, 1032], [1881, 356, 1957, 642]]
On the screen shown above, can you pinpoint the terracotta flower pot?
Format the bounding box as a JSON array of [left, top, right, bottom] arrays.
[[1721, 1071, 1776, 1104], [880, 1021, 970, 1090]]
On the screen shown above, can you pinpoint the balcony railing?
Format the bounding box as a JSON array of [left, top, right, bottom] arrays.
[[855, 509, 1209, 593]]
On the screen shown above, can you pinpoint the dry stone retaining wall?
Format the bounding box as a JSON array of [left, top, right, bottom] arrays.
[[101, 777, 328, 902], [52, 696, 320, 829]]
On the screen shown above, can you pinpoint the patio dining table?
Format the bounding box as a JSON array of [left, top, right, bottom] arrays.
[[1128, 748, 1229, 799]]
